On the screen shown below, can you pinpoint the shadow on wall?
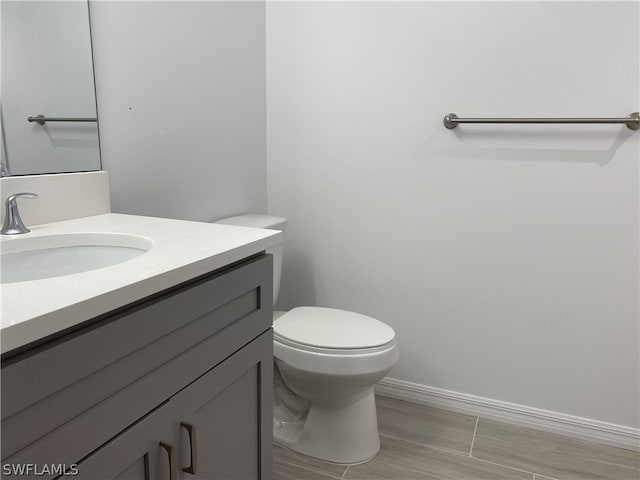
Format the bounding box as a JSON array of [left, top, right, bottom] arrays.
[[275, 244, 317, 311], [37, 124, 100, 149], [416, 126, 635, 167]]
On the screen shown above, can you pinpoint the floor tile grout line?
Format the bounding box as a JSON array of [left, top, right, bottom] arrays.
[[377, 432, 538, 477], [469, 416, 479, 457], [340, 465, 349, 479], [470, 456, 538, 478]]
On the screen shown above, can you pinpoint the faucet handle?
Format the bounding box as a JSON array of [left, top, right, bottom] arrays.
[[6, 192, 38, 204], [2, 192, 38, 235]]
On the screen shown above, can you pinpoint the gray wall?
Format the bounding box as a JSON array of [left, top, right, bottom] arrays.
[[90, 1, 266, 221], [267, 1, 639, 429]]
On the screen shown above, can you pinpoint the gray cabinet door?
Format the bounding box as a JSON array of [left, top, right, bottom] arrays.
[[172, 330, 273, 480], [74, 403, 175, 480]]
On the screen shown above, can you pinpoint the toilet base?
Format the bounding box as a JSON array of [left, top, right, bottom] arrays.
[[273, 386, 381, 464]]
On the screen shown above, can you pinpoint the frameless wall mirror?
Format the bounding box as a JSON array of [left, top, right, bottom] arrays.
[[1, 0, 101, 176]]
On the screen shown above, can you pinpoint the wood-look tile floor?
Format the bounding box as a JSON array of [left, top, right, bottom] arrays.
[[273, 396, 640, 480]]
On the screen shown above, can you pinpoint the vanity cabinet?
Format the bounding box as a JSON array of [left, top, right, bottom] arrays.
[[1, 254, 273, 480]]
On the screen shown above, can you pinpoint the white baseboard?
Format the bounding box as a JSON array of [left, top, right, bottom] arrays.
[[375, 377, 640, 452]]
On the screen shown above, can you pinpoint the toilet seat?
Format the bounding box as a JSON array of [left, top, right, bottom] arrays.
[[274, 337, 398, 376], [273, 307, 398, 376], [274, 306, 395, 350], [273, 334, 395, 355]]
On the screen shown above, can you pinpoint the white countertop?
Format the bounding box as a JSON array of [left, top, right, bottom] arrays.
[[0, 213, 282, 354]]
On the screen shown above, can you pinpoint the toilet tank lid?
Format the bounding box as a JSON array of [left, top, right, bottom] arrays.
[[274, 307, 396, 350], [214, 214, 288, 231]]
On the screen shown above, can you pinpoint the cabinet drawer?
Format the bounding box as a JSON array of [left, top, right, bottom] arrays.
[[2, 254, 272, 461]]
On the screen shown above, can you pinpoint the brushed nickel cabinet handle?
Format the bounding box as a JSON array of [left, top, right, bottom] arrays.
[[159, 441, 177, 480], [180, 422, 198, 475]]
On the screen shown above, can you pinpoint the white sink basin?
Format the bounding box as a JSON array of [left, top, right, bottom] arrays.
[[1, 233, 153, 283]]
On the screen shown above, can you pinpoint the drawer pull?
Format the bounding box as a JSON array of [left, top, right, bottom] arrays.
[[181, 422, 198, 475], [159, 441, 177, 480]]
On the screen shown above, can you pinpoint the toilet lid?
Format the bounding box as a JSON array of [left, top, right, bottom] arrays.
[[273, 307, 395, 350]]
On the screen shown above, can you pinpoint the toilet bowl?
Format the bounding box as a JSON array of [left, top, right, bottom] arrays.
[[214, 215, 399, 464], [273, 307, 398, 463]]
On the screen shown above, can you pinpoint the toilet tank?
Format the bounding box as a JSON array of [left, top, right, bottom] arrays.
[[213, 214, 287, 305]]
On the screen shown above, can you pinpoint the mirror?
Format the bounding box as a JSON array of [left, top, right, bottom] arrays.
[[1, 0, 101, 176]]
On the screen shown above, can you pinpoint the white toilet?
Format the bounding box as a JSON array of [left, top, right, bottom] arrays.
[[215, 214, 399, 464]]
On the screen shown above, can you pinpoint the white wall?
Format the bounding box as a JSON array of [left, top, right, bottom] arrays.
[[267, 1, 639, 428], [90, 1, 266, 221], [1, 1, 100, 175]]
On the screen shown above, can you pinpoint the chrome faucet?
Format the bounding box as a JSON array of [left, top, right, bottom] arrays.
[[1, 192, 38, 235]]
